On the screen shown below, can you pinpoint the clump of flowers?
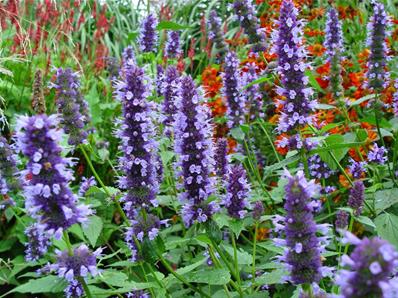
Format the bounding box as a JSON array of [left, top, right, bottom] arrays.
[[368, 143, 387, 164], [222, 51, 247, 128], [174, 76, 218, 226], [230, 0, 267, 53], [161, 65, 180, 136], [347, 180, 365, 216], [0, 136, 20, 194], [208, 10, 228, 58], [222, 164, 250, 219], [114, 62, 159, 219], [348, 158, 367, 179], [336, 232, 398, 298], [165, 30, 182, 58], [308, 154, 334, 179], [138, 14, 158, 53]]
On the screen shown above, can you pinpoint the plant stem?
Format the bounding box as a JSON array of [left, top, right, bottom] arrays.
[[78, 277, 93, 298], [251, 222, 258, 292], [230, 234, 241, 286]]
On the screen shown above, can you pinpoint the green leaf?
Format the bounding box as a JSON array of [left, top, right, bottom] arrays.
[[230, 127, 245, 141], [375, 189, 398, 214], [157, 21, 191, 30], [348, 94, 376, 107], [10, 275, 67, 294], [305, 69, 323, 93], [263, 155, 300, 176], [99, 270, 129, 287], [184, 268, 231, 285], [255, 269, 287, 285], [318, 134, 350, 170], [356, 215, 376, 229], [315, 103, 335, 110], [83, 215, 103, 247], [175, 258, 206, 275], [244, 76, 272, 89], [374, 212, 398, 249], [223, 245, 252, 265]]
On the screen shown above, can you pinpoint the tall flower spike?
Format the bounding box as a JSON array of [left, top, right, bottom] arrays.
[[161, 65, 180, 136], [244, 63, 264, 120], [230, 0, 267, 53], [222, 164, 250, 219], [273, 170, 330, 284], [214, 138, 229, 180], [115, 63, 158, 219], [222, 51, 246, 128], [31, 69, 46, 114], [25, 222, 51, 261], [347, 180, 365, 216], [138, 14, 158, 53], [0, 136, 20, 194], [15, 115, 92, 239], [174, 76, 218, 226], [366, 1, 390, 91], [393, 79, 398, 117], [122, 45, 136, 66], [52, 68, 89, 146], [166, 30, 182, 58], [336, 232, 398, 298], [271, 0, 317, 133], [208, 10, 228, 58], [156, 64, 164, 98], [324, 8, 344, 99]]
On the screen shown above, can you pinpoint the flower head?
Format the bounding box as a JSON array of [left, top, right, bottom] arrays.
[[31, 69, 46, 114], [348, 158, 367, 179], [347, 180, 365, 216], [138, 14, 158, 53], [208, 10, 228, 58], [166, 30, 182, 58], [335, 210, 349, 229], [161, 65, 180, 136], [0, 136, 20, 194], [368, 143, 387, 164], [24, 222, 51, 261], [78, 176, 96, 197]]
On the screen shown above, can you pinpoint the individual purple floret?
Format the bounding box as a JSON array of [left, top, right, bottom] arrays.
[[24, 222, 51, 261], [214, 138, 229, 180], [208, 10, 228, 58], [335, 210, 349, 229], [165, 30, 182, 58], [114, 63, 159, 219], [365, 1, 390, 91], [0, 136, 20, 194], [161, 65, 180, 136], [78, 176, 97, 197], [347, 180, 365, 216], [222, 51, 247, 128], [174, 76, 218, 226], [156, 65, 164, 98], [348, 158, 367, 179], [325, 7, 344, 99], [244, 63, 264, 120], [308, 154, 334, 179], [230, 0, 267, 53], [336, 232, 398, 298], [52, 68, 90, 146], [126, 290, 151, 298], [65, 279, 83, 298], [138, 14, 158, 53], [222, 164, 250, 219], [47, 244, 102, 298], [271, 0, 317, 133], [253, 201, 264, 221], [272, 170, 331, 284], [15, 115, 92, 239], [368, 143, 387, 164]]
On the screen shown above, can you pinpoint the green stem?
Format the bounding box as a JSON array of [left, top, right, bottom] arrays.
[[63, 231, 73, 256], [251, 222, 258, 292], [78, 277, 93, 298], [230, 234, 241, 286]]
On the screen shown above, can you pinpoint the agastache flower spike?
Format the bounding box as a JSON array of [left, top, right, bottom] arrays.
[[244, 63, 264, 120], [0, 136, 20, 194], [31, 69, 46, 114], [165, 30, 182, 58], [365, 1, 390, 91], [324, 8, 344, 99], [138, 14, 158, 53], [15, 115, 92, 239], [161, 65, 180, 136], [222, 51, 247, 128], [393, 79, 398, 117], [214, 138, 229, 180], [271, 0, 317, 133], [208, 10, 228, 58], [347, 180, 365, 216], [52, 68, 90, 146], [336, 232, 398, 298], [24, 222, 51, 261], [156, 65, 164, 98], [230, 0, 267, 53], [335, 210, 349, 229], [122, 45, 136, 66], [174, 76, 218, 226], [348, 158, 367, 179], [115, 63, 159, 219]]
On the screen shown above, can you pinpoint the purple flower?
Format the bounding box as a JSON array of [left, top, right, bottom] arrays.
[[174, 76, 218, 226], [122, 46, 136, 66], [365, 1, 391, 91], [349, 158, 367, 179], [165, 30, 182, 58], [156, 65, 164, 98], [244, 63, 264, 120], [138, 14, 158, 53], [52, 68, 90, 146], [230, 0, 267, 53], [278, 134, 317, 152], [271, 0, 317, 132], [272, 170, 330, 284], [325, 7, 343, 98], [0, 136, 20, 194], [106, 57, 120, 81], [222, 51, 247, 128], [348, 180, 365, 216], [222, 164, 250, 219], [336, 232, 398, 298], [15, 115, 92, 238], [308, 154, 334, 179], [208, 10, 228, 58], [214, 138, 229, 180], [368, 143, 387, 164], [393, 79, 398, 117], [335, 210, 349, 229], [252, 201, 264, 220], [24, 222, 51, 261], [126, 290, 151, 298], [78, 176, 96, 197], [114, 63, 159, 219], [161, 65, 180, 136], [31, 69, 46, 114]]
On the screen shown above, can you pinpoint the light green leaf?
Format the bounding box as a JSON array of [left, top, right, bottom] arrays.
[[375, 212, 398, 249], [375, 188, 398, 214], [10, 276, 67, 294], [157, 21, 191, 30], [83, 215, 103, 247], [184, 268, 231, 285]]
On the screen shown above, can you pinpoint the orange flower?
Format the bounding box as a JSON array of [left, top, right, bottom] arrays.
[[308, 44, 326, 57], [202, 66, 222, 98], [275, 133, 289, 156], [256, 227, 270, 241], [206, 97, 227, 118], [304, 28, 325, 37]]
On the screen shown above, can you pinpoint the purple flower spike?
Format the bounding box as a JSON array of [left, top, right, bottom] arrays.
[[214, 138, 229, 180], [166, 31, 182, 58], [156, 64, 164, 97], [244, 63, 264, 120], [253, 201, 264, 220], [174, 76, 218, 226], [138, 14, 158, 53], [222, 164, 250, 219], [78, 176, 96, 197], [393, 79, 398, 117], [114, 63, 159, 219], [0, 136, 20, 194], [348, 158, 367, 179], [348, 180, 365, 216], [308, 154, 334, 179], [52, 68, 90, 146], [122, 46, 136, 66], [368, 143, 387, 164], [25, 222, 51, 261], [161, 65, 180, 136], [15, 115, 92, 238], [271, 0, 317, 132], [272, 170, 331, 285], [230, 0, 267, 53], [366, 1, 391, 91], [335, 210, 349, 229], [208, 10, 228, 58], [325, 7, 344, 98], [127, 290, 151, 298], [222, 51, 247, 128], [336, 232, 398, 298]]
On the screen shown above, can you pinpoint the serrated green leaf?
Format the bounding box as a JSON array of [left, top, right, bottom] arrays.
[[10, 276, 67, 294], [375, 189, 398, 214], [184, 268, 230, 285], [83, 215, 103, 247], [375, 212, 398, 249]]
